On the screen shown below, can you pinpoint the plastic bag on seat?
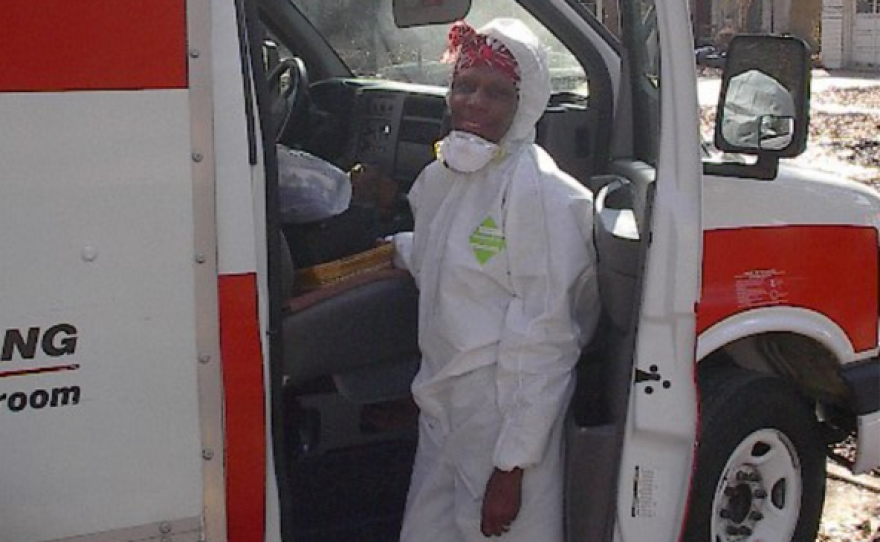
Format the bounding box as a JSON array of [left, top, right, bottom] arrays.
[[277, 144, 351, 224]]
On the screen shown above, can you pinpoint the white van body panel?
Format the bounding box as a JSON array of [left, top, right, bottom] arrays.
[[704, 165, 880, 231], [0, 90, 204, 541]]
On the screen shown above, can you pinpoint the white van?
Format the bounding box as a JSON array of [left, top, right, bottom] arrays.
[[1, 1, 877, 541]]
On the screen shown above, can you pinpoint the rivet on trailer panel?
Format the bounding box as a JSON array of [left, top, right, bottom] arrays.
[[81, 246, 98, 262]]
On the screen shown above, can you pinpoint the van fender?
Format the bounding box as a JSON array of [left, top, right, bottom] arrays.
[[696, 306, 876, 365]]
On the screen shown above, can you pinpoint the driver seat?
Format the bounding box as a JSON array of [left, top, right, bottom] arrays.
[[278, 229, 420, 403]]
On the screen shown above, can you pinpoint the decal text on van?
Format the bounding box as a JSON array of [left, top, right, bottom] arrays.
[[1, 323, 78, 361], [0, 386, 81, 412]]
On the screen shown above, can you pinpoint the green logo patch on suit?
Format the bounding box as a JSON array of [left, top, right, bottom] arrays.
[[470, 216, 506, 265]]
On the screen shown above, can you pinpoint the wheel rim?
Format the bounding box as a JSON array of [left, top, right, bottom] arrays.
[[711, 428, 802, 542]]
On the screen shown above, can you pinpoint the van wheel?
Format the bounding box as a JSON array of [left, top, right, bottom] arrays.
[[682, 365, 825, 542]]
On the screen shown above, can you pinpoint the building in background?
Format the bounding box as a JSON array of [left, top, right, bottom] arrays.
[[583, 0, 878, 69], [822, 0, 880, 68], [583, 1, 820, 49], [698, 0, 821, 48]]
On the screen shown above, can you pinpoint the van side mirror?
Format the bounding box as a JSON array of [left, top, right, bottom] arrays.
[[714, 35, 811, 159], [392, 0, 471, 28]]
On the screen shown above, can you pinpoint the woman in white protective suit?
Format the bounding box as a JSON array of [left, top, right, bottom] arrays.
[[392, 18, 600, 541]]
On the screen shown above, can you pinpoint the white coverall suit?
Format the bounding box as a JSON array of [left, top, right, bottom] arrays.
[[394, 18, 600, 542]]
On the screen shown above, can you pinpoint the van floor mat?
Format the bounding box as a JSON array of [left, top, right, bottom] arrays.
[[287, 438, 416, 542]]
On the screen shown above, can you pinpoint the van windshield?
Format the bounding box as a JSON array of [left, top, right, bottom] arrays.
[[287, 0, 588, 93]]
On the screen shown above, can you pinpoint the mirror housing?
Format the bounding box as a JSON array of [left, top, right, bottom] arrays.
[[392, 0, 471, 28], [714, 35, 811, 159]]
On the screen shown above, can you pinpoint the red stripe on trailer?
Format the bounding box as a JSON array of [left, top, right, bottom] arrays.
[[0, 0, 187, 92], [219, 274, 267, 542], [699, 225, 879, 352]]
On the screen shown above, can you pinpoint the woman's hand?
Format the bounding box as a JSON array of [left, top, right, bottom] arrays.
[[480, 467, 523, 537], [349, 163, 398, 220]]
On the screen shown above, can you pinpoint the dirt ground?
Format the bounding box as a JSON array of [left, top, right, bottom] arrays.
[[821, 436, 880, 542], [699, 72, 880, 542], [820, 467, 880, 542], [803, 82, 880, 189]]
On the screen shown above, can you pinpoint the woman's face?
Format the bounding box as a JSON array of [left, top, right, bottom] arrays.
[[448, 65, 519, 143]]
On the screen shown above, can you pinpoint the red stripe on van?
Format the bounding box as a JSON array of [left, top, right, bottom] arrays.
[[0, 0, 186, 92], [699, 225, 879, 352], [219, 274, 266, 542]]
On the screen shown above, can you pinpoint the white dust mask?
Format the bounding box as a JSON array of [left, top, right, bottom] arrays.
[[437, 130, 500, 174]]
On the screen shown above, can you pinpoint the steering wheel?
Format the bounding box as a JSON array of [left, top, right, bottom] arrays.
[[268, 57, 310, 146]]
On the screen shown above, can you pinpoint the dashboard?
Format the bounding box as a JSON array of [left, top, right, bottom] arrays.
[[300, 79, 446, 191], [351, 86, 447, 191]]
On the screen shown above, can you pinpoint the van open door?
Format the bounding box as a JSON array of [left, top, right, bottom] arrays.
[[562, 0, 701, 540]]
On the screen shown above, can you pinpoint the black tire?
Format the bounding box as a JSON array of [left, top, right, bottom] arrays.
[[682, 364, 826, 542]]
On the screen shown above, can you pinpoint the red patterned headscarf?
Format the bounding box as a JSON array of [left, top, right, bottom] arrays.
[[441, 21, 521, 91]]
